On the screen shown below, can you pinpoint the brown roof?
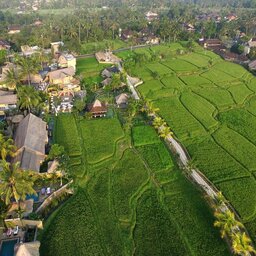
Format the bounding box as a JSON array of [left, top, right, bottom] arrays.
[[47, 67, 75, 80], [88, 99, 107, 114], [115, 93, 129, 105], [8, 25, 21, 31], [13, 113, 48, 171], [0, 40, 10, 48], [16, 241, 40, 256], [0, 91, 17, 105]]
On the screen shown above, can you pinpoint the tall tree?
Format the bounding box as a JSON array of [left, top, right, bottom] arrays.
[[4, 67, 21, 89], [17, 86, 43, 115], [232, 232, 256, 256], [0, 133, 16, 160], [159, 126, 173, 139], [0, 160, 36, 205], [18, 57, 41, 86], [214, 210, 243, 238]]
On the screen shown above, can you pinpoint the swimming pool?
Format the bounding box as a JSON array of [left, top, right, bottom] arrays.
[[26, 192, 39, 202], [0, 239, 19, 256]]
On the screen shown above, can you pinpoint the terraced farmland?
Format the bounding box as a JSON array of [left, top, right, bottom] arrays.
[[40, 113, 230, 255], [133, 42, 256, 244]]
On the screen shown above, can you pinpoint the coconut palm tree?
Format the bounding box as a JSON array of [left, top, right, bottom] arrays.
[[17, 86, 43, 115], [214, 192, 227, 209], [232, 232, 256, 256], [4, 67, 21, 90], [18, 57, 41, 86], [153, 117, 166, 129], [141, 99, 159, 116], [0, 160, 36, 205], [159, 126, 173, 140], [0, 133, 16, 160], [214, 210, 243, 238]]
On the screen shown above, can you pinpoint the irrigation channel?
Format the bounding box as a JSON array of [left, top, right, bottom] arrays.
[[126, 69, 255, 255]]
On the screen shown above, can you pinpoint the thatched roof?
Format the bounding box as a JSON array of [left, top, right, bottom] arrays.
[[115, 93, 129, 105], [13, 114, 48, 171], [88, 99, 107, 114], [11, 115, 24, 124], [47, 67, 75, 81], [0, 91, 17, 105], [95, 51, 121, 63], [8, 199, 34, 218], [15, 241, 40, 256]]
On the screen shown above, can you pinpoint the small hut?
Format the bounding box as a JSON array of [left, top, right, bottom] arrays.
[[88, 99, 107, 118]]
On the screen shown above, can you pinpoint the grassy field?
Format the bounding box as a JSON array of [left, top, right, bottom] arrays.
[[133, 42, 256, 244], [80, 39, 128, 54], [40, 103, 230, 255]]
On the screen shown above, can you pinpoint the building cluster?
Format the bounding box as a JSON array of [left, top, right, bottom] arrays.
[[119, 27, 160, 45], [0, 41, 85, 116], [200, 38, 249, 64]]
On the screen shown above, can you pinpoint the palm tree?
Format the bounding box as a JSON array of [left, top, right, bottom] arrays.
[[18, 57, 41, 86], [0, 160, 36, 205], [214, 192, 227, 208], [232, 232, 256, 256], [214, 210, 243, 238], [153, 117, 166, 129], [0, 133, 16, 160], [4, 67, 21, 90], [141, 99, 159, 116], [159, 126, 173, 140], [17, 86, 42, 115]]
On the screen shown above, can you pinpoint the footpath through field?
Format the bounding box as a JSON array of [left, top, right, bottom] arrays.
[[128, 72, 255, 254]]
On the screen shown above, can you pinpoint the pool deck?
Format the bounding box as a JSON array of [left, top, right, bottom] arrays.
[[0, 229, 25, 244]]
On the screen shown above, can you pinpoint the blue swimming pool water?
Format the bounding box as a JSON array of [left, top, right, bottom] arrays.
[[26, 192, 39, 202], [0, 239, 19, 256]]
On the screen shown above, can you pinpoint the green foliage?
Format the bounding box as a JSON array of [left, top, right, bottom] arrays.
[[132, 125, 159, 146], [195, 87, 234, 109], [219, 109, 256, 143], [187, 137, 250, 183], [134, 189, 188, 256], [54, 114, 82, 157], [180, 92, 218, 129], [0, 50, 6, 65], [163, 58, 198, 72], [228, 83, 253, 104], [164, 172, 230, 256], [216, 177, 256, 221], [40, 191, 105, 256], [79, 117, 124, 163], [136, 143, 174, 173], [47, 144, 65, 160], [213, 126, 256, 171], [112, 149, 148, 218]]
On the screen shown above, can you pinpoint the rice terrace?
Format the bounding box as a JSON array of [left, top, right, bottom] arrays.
[[39, 42, 256, 255]]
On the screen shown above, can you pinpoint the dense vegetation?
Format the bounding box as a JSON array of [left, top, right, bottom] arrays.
[[119, 42, 256, 244], [40, 107, 230, 255]]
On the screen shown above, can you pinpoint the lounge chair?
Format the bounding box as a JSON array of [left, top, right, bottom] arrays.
[[6, 228, 12, 237], [46, 187, 51, 194], [13, 226, 19, 235]]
